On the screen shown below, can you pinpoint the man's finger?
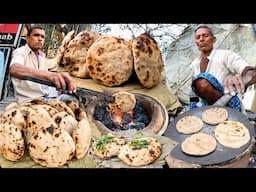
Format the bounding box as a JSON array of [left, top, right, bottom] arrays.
[[224, 76, 235, 93], [61, 72, 76, 93], [230, 75, 243, 94], [56, 73, 66, 93]]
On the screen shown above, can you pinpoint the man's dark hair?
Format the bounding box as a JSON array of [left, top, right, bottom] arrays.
[[194, 25, 214, 36], [27, 25, 44, 36]]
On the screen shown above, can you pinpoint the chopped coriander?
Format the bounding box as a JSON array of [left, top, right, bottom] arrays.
[[130, 139, 150, 149], [96, 135, 113, 150]]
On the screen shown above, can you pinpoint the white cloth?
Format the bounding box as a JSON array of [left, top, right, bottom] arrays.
[[190, 49, 251, 113], [191, 49, 249, 83]]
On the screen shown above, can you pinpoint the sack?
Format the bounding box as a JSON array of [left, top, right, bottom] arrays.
[[242, 84, 256, 113]]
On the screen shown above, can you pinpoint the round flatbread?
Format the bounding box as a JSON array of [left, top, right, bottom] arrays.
[[202, 107, 228, 125], [181, 132, 217, 156], [215, 120, 250, 149], [62, 30, 100, 78], [118, 137, 162, 167], [1, 107, 25, 131], [92, 133, 126, 160], [176, 115, 203, 134], [64, 100, 86, 121], [56, 30, 76, 65], [47, 99, 75, 118], [132, 33, 164, 88], [72, 118, 91, 159], [52, 111, 77, 134], [28, 127, 75, 167], [86, 35, 134, 87], [30, 104, 59, 117], [0, 123, 25, 161], [109, 91, 136, 113]]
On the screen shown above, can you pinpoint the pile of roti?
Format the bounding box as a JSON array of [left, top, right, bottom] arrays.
[[56, 31, 163, 88], [176, 107, 251, 156], [0, 98, 92, 168]]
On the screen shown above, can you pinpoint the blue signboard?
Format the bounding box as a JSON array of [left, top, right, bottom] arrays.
[[0, 47, 11, 100]]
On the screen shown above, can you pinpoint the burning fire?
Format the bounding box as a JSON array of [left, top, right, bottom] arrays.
[[111, 110, 134, 128], [112, 111, 123, 125], [93, 95, 150, 131]]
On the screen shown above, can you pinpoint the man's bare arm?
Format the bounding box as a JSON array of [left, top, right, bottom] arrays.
[[10, 63, 76, 93]]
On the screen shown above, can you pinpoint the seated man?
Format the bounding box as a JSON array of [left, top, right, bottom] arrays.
[[190, 73, 241, 111], [9, 25, 77, 103], [190, 25, 256, 111]]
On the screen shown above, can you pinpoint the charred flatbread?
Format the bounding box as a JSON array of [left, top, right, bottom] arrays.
[[176, 115, 203, 134], [92, 133, 126, 160], [109, 91, 136, 113], [202, 107, 228, 125], [86, 35, 134, 87], [181, 132, 217, 156], [72, 118, 91, 159], [118, 137, 162, 166], [132, 33, 164, 88], [0, 123, 25, 161], [214, 120, 250, 149], [28, 126, 75, 167]]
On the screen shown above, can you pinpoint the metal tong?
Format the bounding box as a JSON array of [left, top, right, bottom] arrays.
[[23, 76, 100, 109], [24, 76, 56, 87]]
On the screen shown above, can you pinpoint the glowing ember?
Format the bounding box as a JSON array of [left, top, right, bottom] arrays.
[[112, 112, 123, 125], [94, 100, 150, 131], [111, 109, 134, 128]]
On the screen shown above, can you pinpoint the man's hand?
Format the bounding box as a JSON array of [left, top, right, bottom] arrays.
[[60, 72, 77, 93], [48, 72, 76, 93], [223, 75, 244, 95]]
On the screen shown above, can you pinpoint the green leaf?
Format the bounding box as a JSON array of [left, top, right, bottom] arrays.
[[96, 135, 113, 150], [130, 139, 150, 149]]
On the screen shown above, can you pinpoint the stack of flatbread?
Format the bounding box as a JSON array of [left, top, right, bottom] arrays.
[[0, 98, 92, 167], [56, 31, 164, 88]]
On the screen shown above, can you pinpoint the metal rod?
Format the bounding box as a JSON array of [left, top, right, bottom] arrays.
[[24, 76, 56, 87]]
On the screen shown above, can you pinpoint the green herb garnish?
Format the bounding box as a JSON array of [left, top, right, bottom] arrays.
[[96, 135, 113, 150], [130, 139, 150, 149]]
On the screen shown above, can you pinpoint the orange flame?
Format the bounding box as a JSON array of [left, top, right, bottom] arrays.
[[111, 110, 134, 127], [112, 112, 123, 125]]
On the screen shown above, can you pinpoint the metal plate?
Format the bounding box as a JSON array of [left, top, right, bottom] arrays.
[[164, 106, 255, 165]]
